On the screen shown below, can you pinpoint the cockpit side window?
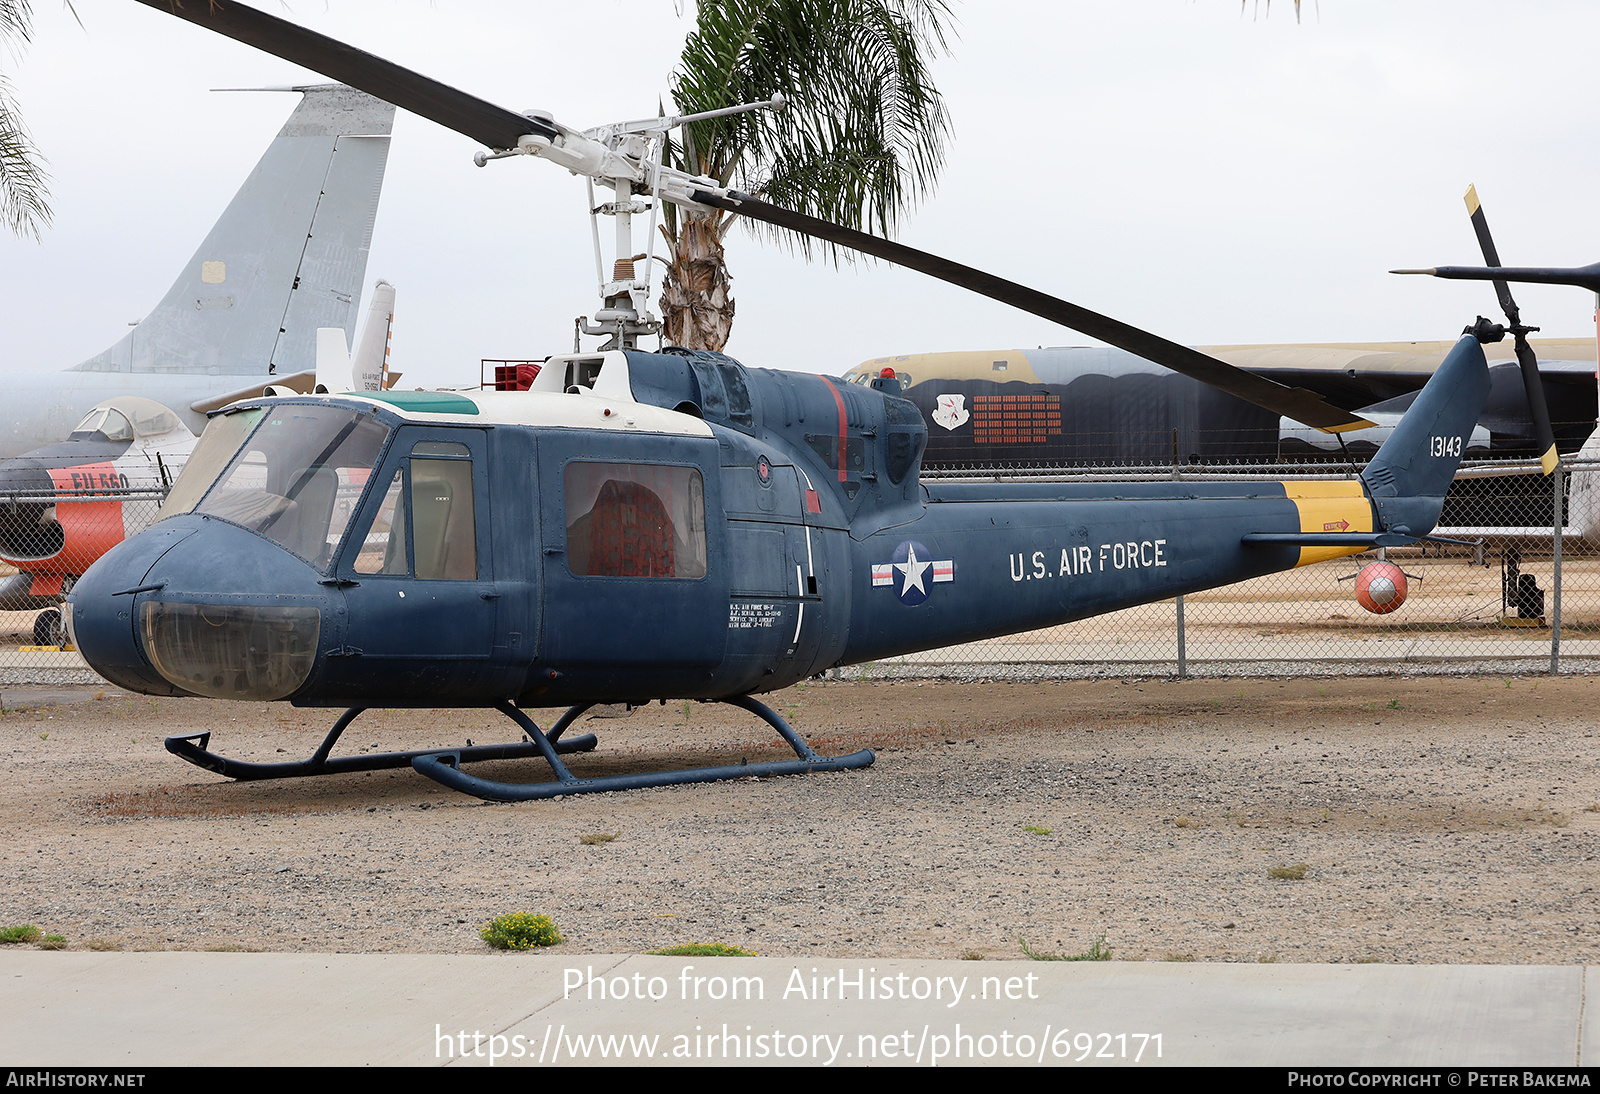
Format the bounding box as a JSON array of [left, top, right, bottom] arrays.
[[349, 440, 478, 580], [353, 468, 407, 575], [411, 457, 476, 580]]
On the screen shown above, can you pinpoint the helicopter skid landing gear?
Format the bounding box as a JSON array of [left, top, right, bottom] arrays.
[[409, 694, 876, 802], [163, 705, 598, 781]]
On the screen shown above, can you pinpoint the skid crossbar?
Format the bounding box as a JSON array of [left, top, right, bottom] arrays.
[[163, 705, 597, 781], [410, 695, 875, 801]]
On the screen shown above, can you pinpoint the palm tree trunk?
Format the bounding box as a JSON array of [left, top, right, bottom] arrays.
[[660, 211, 735, 352]]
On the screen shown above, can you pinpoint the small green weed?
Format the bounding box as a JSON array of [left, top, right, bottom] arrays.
[[37, 934, 67, 951], [1019, 934, 1111, 962], [1022, 825, 1052, 836], [480, 913, 563, 950], [1268, 863, 1309, 880], [1387, 699, 1401, 710], [646, 943, 755, 957], [0, 925, 41, 944]]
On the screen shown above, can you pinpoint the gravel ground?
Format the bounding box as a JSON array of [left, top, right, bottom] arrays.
[[2, 675, 1596, 963]]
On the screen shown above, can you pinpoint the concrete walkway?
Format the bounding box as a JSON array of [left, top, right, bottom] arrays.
[[0, 953, 1588, 1066]]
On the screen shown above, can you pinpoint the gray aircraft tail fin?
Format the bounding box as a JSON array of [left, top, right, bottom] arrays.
[[71, 85, 394, 378]]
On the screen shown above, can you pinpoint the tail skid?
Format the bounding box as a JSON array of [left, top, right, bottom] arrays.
[[70, 85, 394, 379]]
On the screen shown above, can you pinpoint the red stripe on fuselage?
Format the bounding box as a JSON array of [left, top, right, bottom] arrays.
[[819, 376, 848, 482]]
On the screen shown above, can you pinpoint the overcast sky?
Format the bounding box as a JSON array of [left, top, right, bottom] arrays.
[[4, 1, 1599, 389]]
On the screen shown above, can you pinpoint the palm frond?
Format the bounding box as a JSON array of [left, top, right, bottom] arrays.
[[0, 74, 50, 240], [0, 0, 35, 48], [668, 0, 952, 259], [0, 0, 49, 240]]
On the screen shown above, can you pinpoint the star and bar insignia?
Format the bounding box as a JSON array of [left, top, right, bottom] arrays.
[[871, 539, 955, 605]]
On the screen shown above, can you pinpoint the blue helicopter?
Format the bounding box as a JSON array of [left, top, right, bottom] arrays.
[[66, 1, 1509, 802]]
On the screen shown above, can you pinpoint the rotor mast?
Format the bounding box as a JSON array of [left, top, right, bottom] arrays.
[[479, 99, 786, 351]]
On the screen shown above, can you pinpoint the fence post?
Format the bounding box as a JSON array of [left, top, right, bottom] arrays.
[[1173, 437, 1187, 680], [1552, 464, 1564, 674], [1176, 594, 1187, 679]]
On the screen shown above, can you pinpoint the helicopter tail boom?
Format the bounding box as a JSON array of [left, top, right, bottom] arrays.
[[840, 334, 1491, 664]]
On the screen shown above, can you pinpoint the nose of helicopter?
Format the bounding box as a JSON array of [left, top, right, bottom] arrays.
[[68, 515, 338, 700]]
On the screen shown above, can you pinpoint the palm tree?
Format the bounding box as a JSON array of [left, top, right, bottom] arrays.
[[0, 0, 51, 240], [658, 0, 952, 351]]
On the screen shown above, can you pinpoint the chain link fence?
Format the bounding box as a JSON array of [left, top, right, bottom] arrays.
[[0, 489, 167, 686]]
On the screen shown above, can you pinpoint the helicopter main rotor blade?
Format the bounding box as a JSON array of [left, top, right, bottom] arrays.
[[134, 0, 1373, 433], [692, 189, 1373, 433], [1394, 263, 1600, 295], [131, 0, 554, 150], [1461, 185, 1559, 475]]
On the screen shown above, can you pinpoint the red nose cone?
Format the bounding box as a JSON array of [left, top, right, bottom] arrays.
[[1355, 561, 1408, 614]]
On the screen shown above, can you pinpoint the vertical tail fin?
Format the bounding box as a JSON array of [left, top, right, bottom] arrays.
[[351, 279, 395, 391], [1361, 334, 1490, 534], [70, 85, 394, 378]]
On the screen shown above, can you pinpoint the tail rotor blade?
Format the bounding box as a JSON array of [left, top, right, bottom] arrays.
[[1466, 185, 1523, 326], [1511, 330, 1561, 475], [1462, 185, 1560, 475]]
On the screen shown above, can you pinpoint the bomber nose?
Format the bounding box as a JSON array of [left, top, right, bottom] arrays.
[[69, 516, 338, 700]]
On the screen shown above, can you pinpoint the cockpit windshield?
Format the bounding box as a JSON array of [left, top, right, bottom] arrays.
[[163, 405, 391, 571], [70, 407, 134, 443]]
